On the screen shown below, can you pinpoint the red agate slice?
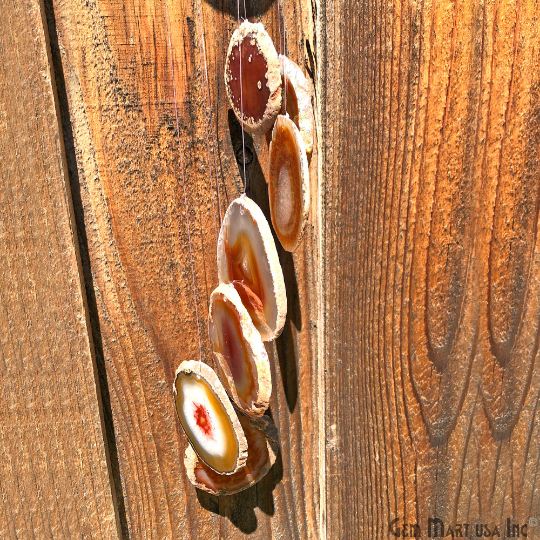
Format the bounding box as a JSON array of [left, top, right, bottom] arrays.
[[173, 361, 248, 474], [217, 195, 287, 341], [268, 114, 310, 252], [209, 283, 271, 417], [184, 414, 278, 495], [225, 21, 282, 134], [280, 55, 314, 155]]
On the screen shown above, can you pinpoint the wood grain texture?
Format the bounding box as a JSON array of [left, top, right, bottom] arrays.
[[0, 0, 121, 538], [46, 0, 321, 537], [322, 0, 540, 537]]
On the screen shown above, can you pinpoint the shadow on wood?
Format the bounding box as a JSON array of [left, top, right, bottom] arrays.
[[196, 447, 283, 534], [202, 0, 275, 18]]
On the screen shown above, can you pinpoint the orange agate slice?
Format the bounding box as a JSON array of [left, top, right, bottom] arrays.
[[209, 283, 271, 417], [173, 361, 248, 474], [268, 114, 310, 252], [217, 195, 287, 341], [231, 280, 272, 338], [280, 55, 314, 155], [184, 414, 278, 495], [225, 21, 282, 135]]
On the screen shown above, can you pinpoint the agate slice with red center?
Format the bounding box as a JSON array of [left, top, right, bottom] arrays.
[[209, 283, 271, 417], [174, 361, 248, 474], [280, 55, 314, 156], [184, 414, 278, 495], [268, 114, 310, 252], [217, 195, 287, 341], [225, 21, 282, 134]]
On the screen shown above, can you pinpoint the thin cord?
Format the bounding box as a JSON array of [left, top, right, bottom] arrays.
[[164, 0, 203, 367], [237, 0, 247, 193], [194, 0, 220, 238], [198, 15, 223, 222], [283, 0, 288, 108], [278, 0, 288, 113], [277, 0, 282, 57]]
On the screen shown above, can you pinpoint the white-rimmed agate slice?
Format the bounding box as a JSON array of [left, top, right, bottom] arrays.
[[225, 21, 282, 135], [217, 195, 287, 341], [209, 283, 271, 417], [268, 114, 310, 252], [173, 361, 248, 474], [184, 414, 278, 495], [280, 55, 314, 155]]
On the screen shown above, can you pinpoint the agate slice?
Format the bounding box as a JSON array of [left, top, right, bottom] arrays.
[[174, 361, 248, 474], [217, 195, 287, 341], [184, 414, 278, 495], [280, 55, 314, 155], [209, 283, 271, 417], [225, 21, 282, 135], [268, 114, 310, 252], [231, 280, 272, 338]]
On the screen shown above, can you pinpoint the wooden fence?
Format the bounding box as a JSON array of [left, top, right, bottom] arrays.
[[1, 0, 539, 538]]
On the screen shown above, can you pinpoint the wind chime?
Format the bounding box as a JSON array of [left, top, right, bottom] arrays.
[[164, 0, 315, 495]]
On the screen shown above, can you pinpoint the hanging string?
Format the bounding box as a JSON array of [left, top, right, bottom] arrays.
[[277, 0, 282, 57], [283, 0, 288, 108], [194, 0, 221, 239], [164, 0, 203, 368], [237, 0, 247, 193], [196, 8, 224, 224], [277, 0, 288, 114]]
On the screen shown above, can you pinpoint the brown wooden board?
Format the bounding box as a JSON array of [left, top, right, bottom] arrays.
[[0, 0, 121, 538], [322, 0, 540, 537], [4, 0, 539, 537], [46, 0, 321, 537]]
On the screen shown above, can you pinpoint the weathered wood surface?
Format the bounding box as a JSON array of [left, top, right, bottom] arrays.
[[0, 0, 120, 538], [46, 0, 320, 537], [4, 0, 540, 537], [322, 0, 540, 537]]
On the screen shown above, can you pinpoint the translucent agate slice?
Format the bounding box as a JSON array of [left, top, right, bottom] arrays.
[[173, 361, 248, 474], [217, 195, 287, 341], [225, 21, 282, 134], [268, 114, 310, 252], [280, 55, 314, 155], [184, 414, 278, 495], [209, 283, 271, 417], [232, 280, 272, 338]]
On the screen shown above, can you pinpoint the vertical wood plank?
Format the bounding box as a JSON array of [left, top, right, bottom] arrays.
[[47, 0, 321, 537], [323, 0, 540, 537], [0, 0, 121, 538]]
